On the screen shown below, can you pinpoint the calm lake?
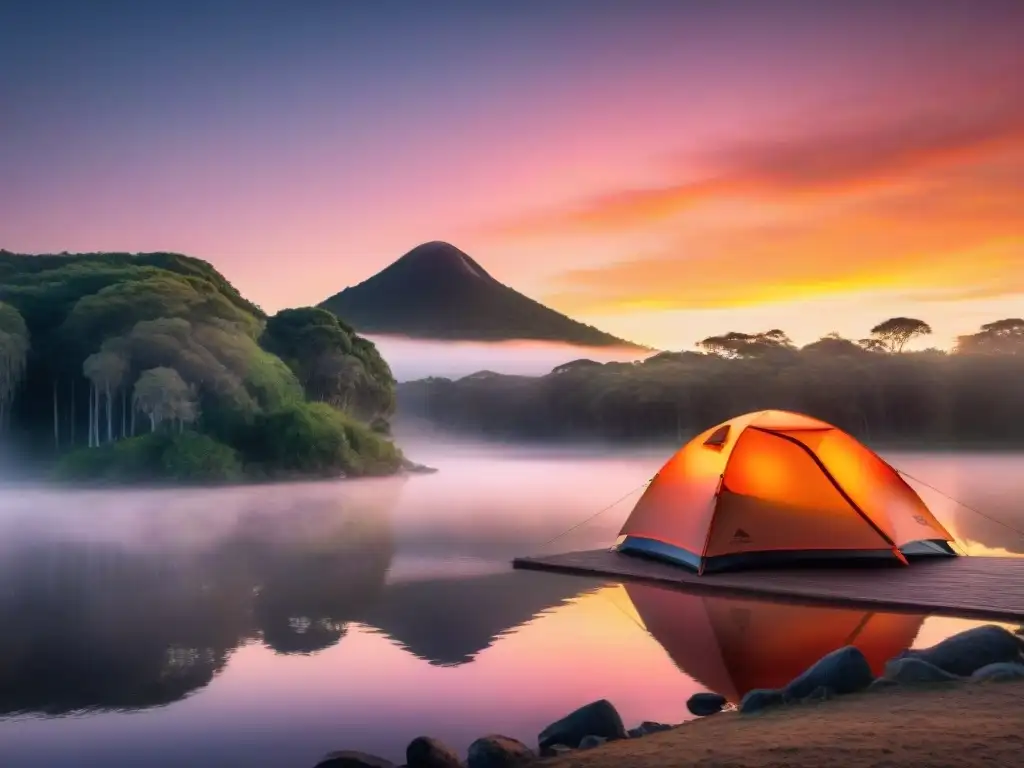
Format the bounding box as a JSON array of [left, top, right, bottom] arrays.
[[0, 442, 1022, 767]]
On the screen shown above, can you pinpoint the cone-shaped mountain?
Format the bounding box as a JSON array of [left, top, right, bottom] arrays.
[[319, 241, 642, 348]]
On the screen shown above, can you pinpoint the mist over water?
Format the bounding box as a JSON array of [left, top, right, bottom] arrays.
[[0, 438, 1022, 766], [366, 336, 651, 381]]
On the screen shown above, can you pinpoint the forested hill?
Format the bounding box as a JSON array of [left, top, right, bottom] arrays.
[[0, 250, 403, 483], [397, 320, 1024, 445], [320, 241, 646, 349]]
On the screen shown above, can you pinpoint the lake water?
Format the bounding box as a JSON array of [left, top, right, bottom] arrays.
[[0, 443, 1022, 767]]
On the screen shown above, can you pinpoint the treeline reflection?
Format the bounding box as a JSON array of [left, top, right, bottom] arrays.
[[0, 488, 585, 715]]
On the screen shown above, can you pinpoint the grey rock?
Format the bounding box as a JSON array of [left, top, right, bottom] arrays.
[[546, 745, 573, 757], [627, 727, 643, 739], [890, 625, 1024, 677], [802, 686, 834, 702], [782, 646, 874, 700], [687, 692, 727, 717], [578, 736, 607, 750], [467, 735, 533, 768], [740, 688, 785, 715], [882, 657, 961, 685], [867, 677, 899, 692], [538, 699, 627, 751], [314, 751, 397, 768], [406, 736, 462, 768], [633, 721, 674, 736], [971, 661, 1024, 683]]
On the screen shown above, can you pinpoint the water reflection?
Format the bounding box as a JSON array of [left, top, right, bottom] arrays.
[[0, 484, 588, 716], [0, 496, 389, 715], [0, 447, 1021, 766], [624, 584, 925, 702]]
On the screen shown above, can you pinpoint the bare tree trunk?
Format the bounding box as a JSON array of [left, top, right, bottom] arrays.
[[90, 383, 98, 447], [130, 401, 136, 436], [70, 379, 75, 446], [53, 380, 59, 450], [121, 391, 126, 439], [106, 383, 113, 443], [149, 413, 156, 432]]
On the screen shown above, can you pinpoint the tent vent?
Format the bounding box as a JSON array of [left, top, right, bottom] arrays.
[[704, 425, 730, 447]]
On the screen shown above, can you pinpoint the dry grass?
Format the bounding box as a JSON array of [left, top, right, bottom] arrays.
[[546, 681, 1024, 768]]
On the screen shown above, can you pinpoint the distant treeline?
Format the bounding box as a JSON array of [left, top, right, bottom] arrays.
[[397, 318, 1024, 445]]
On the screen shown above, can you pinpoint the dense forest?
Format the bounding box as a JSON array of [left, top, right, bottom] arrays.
[[0, 250, 402, 482], [398, 317, 1024, 446]]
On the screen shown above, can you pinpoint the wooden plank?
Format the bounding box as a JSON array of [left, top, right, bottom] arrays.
[[513, 549, 1024, 622]]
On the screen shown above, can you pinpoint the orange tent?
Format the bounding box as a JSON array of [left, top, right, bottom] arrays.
[[625, 583, 926, 702], [617, 410, 957, 573]]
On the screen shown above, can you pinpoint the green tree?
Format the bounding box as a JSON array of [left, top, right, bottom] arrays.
[[868, 317, 932, 353], [955, 318, 1024, 356], [83, 350, 129, 446], [133, 367, 198, 433], [261, 307, 395, 421], [697, 329, 795, 359]]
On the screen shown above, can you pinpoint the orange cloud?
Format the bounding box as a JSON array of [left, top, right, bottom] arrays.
[[542, 168, 1024, 313], [484, 97, 1024, 239]]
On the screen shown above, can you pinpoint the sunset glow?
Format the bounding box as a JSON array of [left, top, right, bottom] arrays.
[[2, 0, 1022, 352]]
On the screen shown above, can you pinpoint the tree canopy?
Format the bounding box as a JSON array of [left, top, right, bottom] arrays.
[[867, 317, 933, 353], [0, 250, 402, 482], [260, 307, 396, 421]]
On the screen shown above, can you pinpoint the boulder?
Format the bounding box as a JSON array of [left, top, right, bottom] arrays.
[[890, 625, 1024, 677], [971, 662, 1024, 683], [546, 745, 573, 757], [801, 686, 834, 703], [315, 751, 397, 768], [782, 646, 874, 700], [538, 699, 627, 751], [406, 736, 462, 768], [686, 692, 727, 717], [578, 736, 607, 750], [882, 658, 961, 685], [466, 735, 534, 768], [630, 722, 674, 737], [739, 688, 785, 715]]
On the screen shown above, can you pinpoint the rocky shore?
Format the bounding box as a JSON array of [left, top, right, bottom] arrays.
[[312, 624, 1024, 768]]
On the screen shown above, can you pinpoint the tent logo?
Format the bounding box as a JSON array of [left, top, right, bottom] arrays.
[[731, 528, 752, 543], [913, 515, 929, 526]]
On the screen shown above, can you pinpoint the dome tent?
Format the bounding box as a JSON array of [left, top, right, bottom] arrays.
[[616, 410, 957, 574]]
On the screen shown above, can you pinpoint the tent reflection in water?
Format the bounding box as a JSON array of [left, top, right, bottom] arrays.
[[616, 410, 958, 574], [625, 583, 926, 703]]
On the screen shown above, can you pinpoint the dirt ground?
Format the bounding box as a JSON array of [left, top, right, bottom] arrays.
[[547, 681, 1024, 768]]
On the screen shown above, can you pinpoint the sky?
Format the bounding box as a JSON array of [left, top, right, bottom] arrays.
[[2, 0, 1022, 352]]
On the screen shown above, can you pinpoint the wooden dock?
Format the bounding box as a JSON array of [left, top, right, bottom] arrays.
[[513, 549, 1024, 622]]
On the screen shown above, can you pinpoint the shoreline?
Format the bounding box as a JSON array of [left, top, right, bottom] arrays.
[[545, 680, 1024, 768], [0, 457, 437, 492], [315, 624, 1024, 768]]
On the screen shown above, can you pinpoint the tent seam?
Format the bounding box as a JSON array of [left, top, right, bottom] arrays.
[[749, 426, 904, 559]]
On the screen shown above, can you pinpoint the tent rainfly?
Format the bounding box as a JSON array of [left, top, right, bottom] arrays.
[[616, 410, 957, 574]]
